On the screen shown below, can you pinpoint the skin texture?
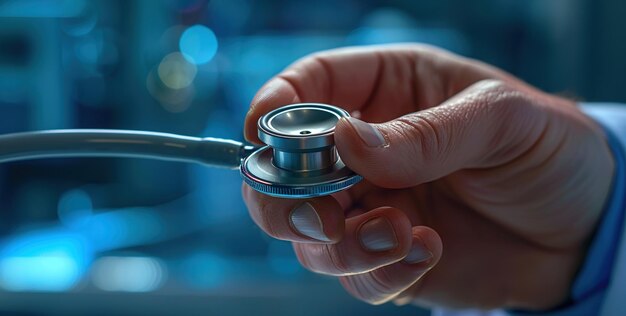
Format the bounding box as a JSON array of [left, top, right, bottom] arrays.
[[241, 45, 615, 310]]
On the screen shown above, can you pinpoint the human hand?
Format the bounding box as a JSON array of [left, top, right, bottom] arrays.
[[241, 45, 614, 310]]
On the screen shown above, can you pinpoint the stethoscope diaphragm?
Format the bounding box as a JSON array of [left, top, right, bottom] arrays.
[[241, 103, 362, 198]]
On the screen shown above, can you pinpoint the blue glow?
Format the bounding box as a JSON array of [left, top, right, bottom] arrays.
[[0, 256, 79, 291], [80, 207, 166, 250], [189, 168, 247, 224], [180, 252, 226, 289], [58, 188, 93, 228], [0, 231, 92, 292], [347, 27, 469, 53], [179, 25, 218, 65]]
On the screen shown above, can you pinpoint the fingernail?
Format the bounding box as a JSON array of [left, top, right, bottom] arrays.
[[290, 202, 331, 242], [359, 217, 398, 252], [404, 239, 432, 264], [346, 117, 386, 147]]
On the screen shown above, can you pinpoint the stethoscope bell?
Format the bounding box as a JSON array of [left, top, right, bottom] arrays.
[[241, 103, 362, 198]]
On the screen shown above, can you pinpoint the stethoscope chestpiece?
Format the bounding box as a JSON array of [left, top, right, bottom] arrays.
[[241, 103, 362, 198]]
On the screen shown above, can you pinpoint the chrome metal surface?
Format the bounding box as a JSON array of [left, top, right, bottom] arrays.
[[258, 103, 349, 171], [273, 148, 336, 172], [241, 147, 362, 198], [243, 103, 362, 198]]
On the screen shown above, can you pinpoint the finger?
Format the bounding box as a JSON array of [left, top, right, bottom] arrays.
[[334, 79, 550, 188], [339, 226, 442, 305], [293, 207, 412, 276], [244, 47, 385, 143], [242, 183, 344, 243], [244, 44, 519, 144], [244, 45, 480, 143]]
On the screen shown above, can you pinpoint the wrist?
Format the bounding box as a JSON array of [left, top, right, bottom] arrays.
[[507, 106, 624, 313], [506, 246, 585, 311]]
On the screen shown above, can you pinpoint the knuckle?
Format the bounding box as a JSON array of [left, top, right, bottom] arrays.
[[341, 270, 397, 305], [368, 268, 398, 297], [469, 79, 530, 119], [391, 111, 451, 167], [462, 79, 535, 141], [340, 276, 376, 305], [323, 244, 352, 275], [294, 243, 352, 275], [291, 52, 327, 74], [471, 78, 512, 93]]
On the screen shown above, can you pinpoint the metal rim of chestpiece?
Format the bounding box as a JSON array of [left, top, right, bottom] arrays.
[[240, 103, 363, 198]]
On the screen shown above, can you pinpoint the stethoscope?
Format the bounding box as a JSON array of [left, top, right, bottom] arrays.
[[0, 103, 362, 198]]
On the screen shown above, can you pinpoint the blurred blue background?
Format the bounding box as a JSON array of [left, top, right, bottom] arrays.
[[0, 0, 624, 315]]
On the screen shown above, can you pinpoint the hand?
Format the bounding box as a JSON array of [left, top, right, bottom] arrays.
[[241, 45, 614, 310]]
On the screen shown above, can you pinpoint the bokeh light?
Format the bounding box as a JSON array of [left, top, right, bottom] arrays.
[[72, 29, 120, 75], [74, 35, 100, 65], [0, 255, 81, 291], [147, 67, 196, 113], [179, 25, 218, 65], [91, 256, 165, 292], [0, 231, 92, 292], [157, 52, 198, 89]]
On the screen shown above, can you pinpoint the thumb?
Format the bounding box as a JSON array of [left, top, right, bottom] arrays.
[[334, 79, 550, 188]]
